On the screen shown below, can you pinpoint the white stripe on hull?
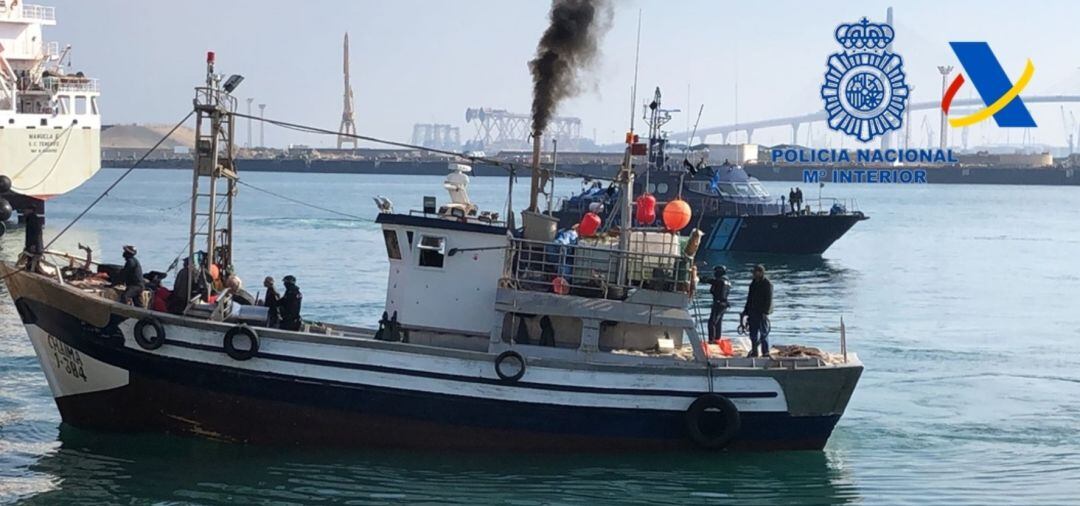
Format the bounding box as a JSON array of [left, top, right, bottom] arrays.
[[26, 324, 128, 398], [115, 319, 788, 413]]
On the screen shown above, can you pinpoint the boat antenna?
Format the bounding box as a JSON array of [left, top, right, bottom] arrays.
[[629, 9, 642, 134], [686, 104, 704, 165]]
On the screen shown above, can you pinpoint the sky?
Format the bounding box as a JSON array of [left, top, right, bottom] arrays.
[[43, 0, 1080, 150]]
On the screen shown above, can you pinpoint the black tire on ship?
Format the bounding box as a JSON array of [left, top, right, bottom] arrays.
[[684, 393, 741, 450], [133, 317, 166, 350], [494, 350, 526, 383], [224, 325, 259, 361]]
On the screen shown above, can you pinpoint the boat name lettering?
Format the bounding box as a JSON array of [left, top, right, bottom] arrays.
[[46, 335, 88, 382]]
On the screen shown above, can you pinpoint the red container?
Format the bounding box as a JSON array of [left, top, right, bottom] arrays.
[[579, 212, 601, 237]]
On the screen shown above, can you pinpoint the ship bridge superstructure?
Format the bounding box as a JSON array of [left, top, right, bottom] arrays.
[[0, 1, 101, 212]]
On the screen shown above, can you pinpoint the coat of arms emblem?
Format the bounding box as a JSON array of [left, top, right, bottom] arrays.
[[821, 18, 909, 142]]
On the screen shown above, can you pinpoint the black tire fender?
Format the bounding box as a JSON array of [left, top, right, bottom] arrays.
[[494, 350, 526, 383], [133, 316, 166, 350], [685, 393, 741, 450], [224, 325, 259, 361]]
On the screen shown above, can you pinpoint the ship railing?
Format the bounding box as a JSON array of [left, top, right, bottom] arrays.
[[194, 86, 238, 113], [42, 76, 99, 94], [504, 237, 693, 300], [19, 4, 55, 21]]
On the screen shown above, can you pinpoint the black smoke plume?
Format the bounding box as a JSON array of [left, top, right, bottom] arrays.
[[529, 0, 611, 136]]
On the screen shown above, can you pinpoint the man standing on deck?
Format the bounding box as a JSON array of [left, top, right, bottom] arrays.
[[707, 265, 731, 343], [740, 264, 773, 357], [262, 276, 281, 328], [279, 275, 303, 331], [788, 188, 797, 214], [113, 245, 144, 307], [795, 187, 804, 213]]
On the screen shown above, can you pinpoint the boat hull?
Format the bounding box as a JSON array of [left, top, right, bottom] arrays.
[[7, 270, 861, 452], [699, 214, 866, 254]]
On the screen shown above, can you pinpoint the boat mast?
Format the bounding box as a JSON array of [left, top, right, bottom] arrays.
[[186, 52, 239, 307]]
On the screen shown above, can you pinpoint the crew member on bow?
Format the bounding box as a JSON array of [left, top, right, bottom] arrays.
[[262, 276, 281, 328], [740, 264, 773, 357], [707, 265, 731, 343], [279, 275, 303, 331], [113, 245, 145, 307]]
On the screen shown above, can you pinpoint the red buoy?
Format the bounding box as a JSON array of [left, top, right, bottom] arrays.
[[579, 212, 601, 237], [635, 194, 657, 225], [662, 199, 692, 232]]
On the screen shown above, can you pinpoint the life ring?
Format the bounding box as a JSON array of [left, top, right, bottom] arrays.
[[494, 350, 526, 383], [684, 393, 741, 450], [224, 325, 259, 361], [14, 298, 36, 325], [133, 317, 166, 350]]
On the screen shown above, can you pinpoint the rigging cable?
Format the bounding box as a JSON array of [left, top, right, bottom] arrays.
[[231, 112, 615, 183], [234, 179, 372, 222], [10, 122, 77, 191], [42, 110, 196, 252]]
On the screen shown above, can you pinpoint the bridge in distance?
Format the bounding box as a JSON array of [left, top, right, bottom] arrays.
[[668, 96, 1080, 145]]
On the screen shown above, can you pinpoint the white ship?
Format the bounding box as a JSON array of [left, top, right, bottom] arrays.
[[0, 1, 100, 233]]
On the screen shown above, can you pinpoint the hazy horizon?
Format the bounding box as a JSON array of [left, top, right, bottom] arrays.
[[44, 0, 1080, 150]]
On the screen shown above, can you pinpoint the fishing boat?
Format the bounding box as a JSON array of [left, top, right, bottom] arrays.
[[1, 55, 862, 451], [0, 1, 101, 235], [553, 88, 868, 255]]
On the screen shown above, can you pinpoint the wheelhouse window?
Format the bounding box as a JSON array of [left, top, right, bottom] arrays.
[[382, 229, 402, 260], [750, 183, 768, 197], [716, 183, 737, 196], [418, 235, 446, 268]]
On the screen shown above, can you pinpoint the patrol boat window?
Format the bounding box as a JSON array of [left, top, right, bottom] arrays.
[[716, 183, 737, 196], [733, 183, 753, 196], [418, 235, 446, 268], [750, 183, 769, 197]]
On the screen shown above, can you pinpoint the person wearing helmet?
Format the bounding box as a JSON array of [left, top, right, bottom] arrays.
[[707, 265, 731, 343], [262, 276, 281, 328], [278, 275, 303, 331], [112, 245, 145, 307], [740, 264, 773, 357]]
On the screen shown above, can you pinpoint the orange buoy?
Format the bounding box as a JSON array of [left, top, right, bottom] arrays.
[[209, 263, 221, 281], [579, 212, 601, 237], [662, 198, 692, 232], [635, 193, 657, 225]]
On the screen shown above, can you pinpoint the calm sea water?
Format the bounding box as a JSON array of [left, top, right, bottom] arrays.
[[2, 169, 1079, 505]]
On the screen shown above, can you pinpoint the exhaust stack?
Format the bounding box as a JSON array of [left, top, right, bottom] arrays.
[[521, 133, 558, 241], [528, 133, 543, 212]]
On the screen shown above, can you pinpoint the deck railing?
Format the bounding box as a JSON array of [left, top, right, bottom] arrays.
[[504, 236, 693, 299], [19, 4, 55, 21], [42, 76, 99, 94]]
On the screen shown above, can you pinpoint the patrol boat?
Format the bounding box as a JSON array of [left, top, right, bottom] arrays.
[[1, 58, 862, 451], [554, 88, 868, 255], [0, 2, 102, 235]]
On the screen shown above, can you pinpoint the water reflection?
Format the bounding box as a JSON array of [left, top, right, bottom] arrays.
[[20, 426, 859, 505]]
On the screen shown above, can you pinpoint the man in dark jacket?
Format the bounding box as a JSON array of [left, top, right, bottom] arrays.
[[168, 258, 194, 314], [707, 265, 731, 343], [795, 187, 804, 213], [788, 188, 797, 214], [262, 276, 281, 328], [113, 245, 144, 307], [279, 275, 303, 331], [740, 264, 773, 357]]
